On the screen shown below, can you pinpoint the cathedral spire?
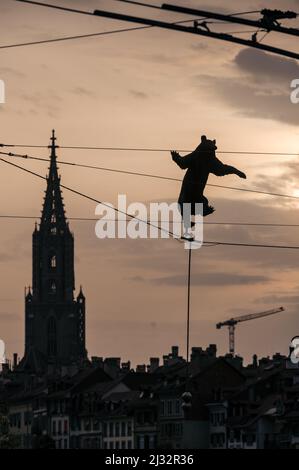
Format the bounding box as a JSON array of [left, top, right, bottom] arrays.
[[21, 130, 87, 371], [40, 130, 67, 231]]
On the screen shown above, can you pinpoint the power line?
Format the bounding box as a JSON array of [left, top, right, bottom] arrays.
[[0, 26, 153, 50], [1, 214, 299, 228], [1, 143, 297, 157], [0, 15, 214, 50], [0, 155, 183, 242], [14, 0, 299, 59], [15, 0, 94, 16], [0, 27, 268, 51], [1, 149, 299, 201], [113, 0, 261, 22], [1, 158, 299, 250], [93, 9, 299, 60], [186, 245, 192, 374], [199, 240, 299, 250], [161, 4, 299, 38]]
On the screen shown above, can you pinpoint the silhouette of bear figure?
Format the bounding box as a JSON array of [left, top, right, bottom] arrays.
[[171, 135, 246, 228]]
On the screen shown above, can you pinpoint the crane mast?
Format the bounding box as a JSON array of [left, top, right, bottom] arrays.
[[216, 307, 285, 355]]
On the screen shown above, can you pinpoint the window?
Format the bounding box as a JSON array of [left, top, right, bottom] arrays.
[[167, 400, 173, 416], [52, 421, 56, 436], [51, 214, 56, 223], [24, 411, 32, 426], [175, 400, 181, 415], [51, 227, 57, 235], [109, 422, 114, 438], [50, 255, 57, 269], [50, 280, 57, 294], [121, 422, 126, 437], [127, 422, 132, 436]]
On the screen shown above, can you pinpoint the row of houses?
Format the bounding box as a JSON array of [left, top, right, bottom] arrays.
[[1, 345, 299, 449]]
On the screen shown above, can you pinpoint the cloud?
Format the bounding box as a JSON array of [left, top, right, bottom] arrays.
[[130, 90, 148, 99], [256, 290, 299, 305], [234, 49, 299, 85], [72, 87, 96, 98], [195, 48, 299, 126], [198, 74, 298, 126], [151, 272, 271, 287]]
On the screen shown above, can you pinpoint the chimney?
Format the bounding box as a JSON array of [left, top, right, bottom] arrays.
[[91, 356, 103, 367], [171, 346, 179, 358], [148, 357, 159, 373], [163, 355, 169, 366], [121, 361, 131, 372], [136, 364, 146, 373], [1, 362, 9, 375], [105, 357, 121, 369], [206, 344, 217, 357], [13, 353, 18, 370]]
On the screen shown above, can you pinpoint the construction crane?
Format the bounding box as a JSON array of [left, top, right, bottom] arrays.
[[216, 307, 285, 356]]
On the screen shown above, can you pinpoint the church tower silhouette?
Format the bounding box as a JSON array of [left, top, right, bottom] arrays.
[[20, 131, 87, 373]]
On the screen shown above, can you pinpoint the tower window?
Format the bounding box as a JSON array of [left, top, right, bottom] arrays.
[[50, 280, 57, 294], [50, 255, 57, 269], [51, 227, 57, 235], [51, 214, 56, 223]]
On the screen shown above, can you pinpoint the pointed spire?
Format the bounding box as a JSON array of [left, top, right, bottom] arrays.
[[49, 129, 58, 158], [26, 285, 33, 301], [40, 130, 68, 231], [77, 285, 85, 300]]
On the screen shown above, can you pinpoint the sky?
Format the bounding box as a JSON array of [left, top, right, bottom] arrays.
[[0, 0, 299, 367]]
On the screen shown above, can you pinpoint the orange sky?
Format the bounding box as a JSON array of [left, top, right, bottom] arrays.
[[0, 0, 299, 366]]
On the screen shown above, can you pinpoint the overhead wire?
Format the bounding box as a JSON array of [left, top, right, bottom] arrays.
[[0, 15, 218, 50], [1, 157, 299, 249], [1, 215, 299, 228], [0, 143, 297, 156], [1, 149, 298, 201]]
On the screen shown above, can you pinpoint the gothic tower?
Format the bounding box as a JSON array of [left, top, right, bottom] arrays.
[[20, 131, 87, 372]]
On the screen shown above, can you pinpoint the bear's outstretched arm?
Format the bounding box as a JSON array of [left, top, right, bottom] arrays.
[[210, 156, 246, 178], [171, 150, 196, 170]]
